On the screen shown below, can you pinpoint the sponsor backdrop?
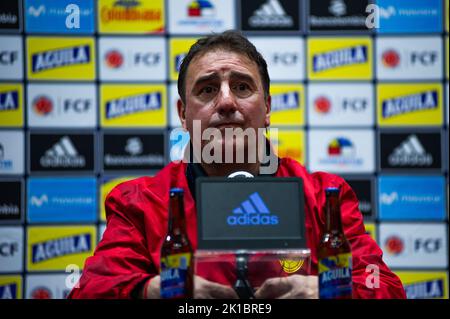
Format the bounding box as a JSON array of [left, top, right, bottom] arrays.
[[0, 0, 448, 299]]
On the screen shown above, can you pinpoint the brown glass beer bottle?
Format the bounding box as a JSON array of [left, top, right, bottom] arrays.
[[160, 188, 194, 299], [318, 187, 352, 299]]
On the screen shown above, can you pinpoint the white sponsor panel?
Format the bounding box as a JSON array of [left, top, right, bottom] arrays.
[[0, 130, 24, 175], [99, 37, 166, 81], [308, 129, 375, 173], [27, 84, 96, 128], [169, 83, 181, 128], [26, 273, 80, 299], [307, 83, 374, 127], [0, 36, 23, 80], [248, 37, 304, 81], [168, 0, 235, 34], [376, 37, 443, 80], [0, 227, 23, 272], [379, 223, 448, 269]]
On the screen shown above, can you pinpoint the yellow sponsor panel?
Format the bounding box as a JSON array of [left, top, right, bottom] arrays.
[[377, 83, 443, 127], [307, 37, 372, 80], [100, 84, 167, 127], [0, 275, 22, 299], [27, 226, 96, 271], [269, 129, 305, 164], [98, 0, 165, 34], [170, 38, 198, 81], [100, 176, 136, 222], [27, 37, 96, 80], [363, 222, 376, 243], [0, 83, 23, 127], [396, 271, 448, 299], [269, 84, 305, 126]]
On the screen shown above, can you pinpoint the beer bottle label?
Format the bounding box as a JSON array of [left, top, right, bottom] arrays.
[[318, 253, 352, 299], [160, 252, 192, 299]]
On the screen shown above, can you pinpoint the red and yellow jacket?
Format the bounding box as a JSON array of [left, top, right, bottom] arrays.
[[68, 158, 406, 299]]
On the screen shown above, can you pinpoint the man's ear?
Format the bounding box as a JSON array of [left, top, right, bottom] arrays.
[[264, 95, 271, 128], [177, 98, 187, 130]]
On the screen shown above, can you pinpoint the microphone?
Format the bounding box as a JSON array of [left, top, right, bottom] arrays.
[[227, 171, 254, 178], [228, 171, 255, 299]]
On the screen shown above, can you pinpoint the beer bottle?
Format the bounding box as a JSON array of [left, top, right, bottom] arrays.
[[160, 188, 194, 299], [318, 187, 352, 299]]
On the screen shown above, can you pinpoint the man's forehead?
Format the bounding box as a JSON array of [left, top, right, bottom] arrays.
[[188, 49, 259, 78]]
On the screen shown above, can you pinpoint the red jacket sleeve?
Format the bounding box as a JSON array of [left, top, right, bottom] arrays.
[[339, 180, 406, 299], [68, 187, 156, 299]]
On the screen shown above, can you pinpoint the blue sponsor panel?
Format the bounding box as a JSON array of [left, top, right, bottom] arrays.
[[25, 0, 95, 33], [377, 0, 443, 34], [378, 176, 445, 220], [27, 177, 97, 223]]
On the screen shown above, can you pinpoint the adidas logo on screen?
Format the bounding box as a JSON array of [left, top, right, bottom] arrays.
[[40, 136, 85, 168], [388, 135, 433, 166], [249, 0, 293, 28], [227, 192, 279, 226]]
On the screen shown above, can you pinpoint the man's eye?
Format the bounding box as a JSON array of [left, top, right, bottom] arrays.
[[233, 83, 252, 97], [200, 86, 217, 94], [237, 83, 249, 91]]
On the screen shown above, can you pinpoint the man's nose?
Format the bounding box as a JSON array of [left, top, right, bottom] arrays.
[[216, 84, 237, 116]]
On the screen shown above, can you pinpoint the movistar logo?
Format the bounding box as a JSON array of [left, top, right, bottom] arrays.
[[382, 90, 438, 119], [106, 92, 161, 119], [32, 45, 91, 73], [271, 92, 299, 112], [31, 233, 91, 263], [313, 45, 367, 72], [227, 192, 279, 226]]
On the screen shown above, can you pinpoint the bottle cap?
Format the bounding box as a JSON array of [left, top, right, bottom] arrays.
[[170, 188, 184, 194]]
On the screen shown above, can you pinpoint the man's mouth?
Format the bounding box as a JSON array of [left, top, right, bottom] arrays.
[[212, 123, 244, 130]]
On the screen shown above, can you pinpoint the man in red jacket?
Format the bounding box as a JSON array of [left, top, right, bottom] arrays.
[[69, 31, 406, 299]]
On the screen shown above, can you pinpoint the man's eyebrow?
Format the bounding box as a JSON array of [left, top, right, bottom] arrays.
[[229, 71, 257, 85], [193, 73, 220, 88]]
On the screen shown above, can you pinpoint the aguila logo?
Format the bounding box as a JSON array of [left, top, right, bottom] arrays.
[[382, 50, 400, 68], [33, 96, 53, 116], [384, 235, 404, 255], [105, 50, 124, 69], [314, 96, 331, 114]]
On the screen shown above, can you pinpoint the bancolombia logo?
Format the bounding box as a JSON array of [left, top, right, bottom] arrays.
[[106, 92, 161, 119], [227, 192, 279, 226], [31, 234, 91, 263], [32, 45, 90, 73]]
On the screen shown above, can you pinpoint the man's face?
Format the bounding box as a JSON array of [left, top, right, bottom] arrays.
[[178, 49, 271, 161]]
